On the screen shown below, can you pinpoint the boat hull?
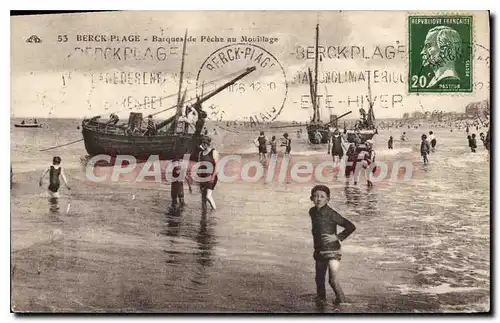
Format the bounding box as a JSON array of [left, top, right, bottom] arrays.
[[306, 124, 330, 144], [81, 123, 205, 161], [345, 129, 377, 144], [14, 124, 41, 128]]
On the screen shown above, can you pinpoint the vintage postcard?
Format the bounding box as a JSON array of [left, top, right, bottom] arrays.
[[10, 11, 490, 313]]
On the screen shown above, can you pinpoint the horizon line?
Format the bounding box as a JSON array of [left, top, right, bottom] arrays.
[[10, 115, 471, 122]]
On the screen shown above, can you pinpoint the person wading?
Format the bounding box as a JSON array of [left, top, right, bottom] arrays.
[[198, 137, 219, 212], [329, 129, 344, 163], [254, 131, 268, 164]]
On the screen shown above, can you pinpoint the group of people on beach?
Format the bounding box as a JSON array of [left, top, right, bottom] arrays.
[[253, 131, 292, 164], [168, 137, 219, 213], [35, 116, 491, 307], [468, 129, 490, 153], [36, 141, 356, 307], [38, 136, 220, 216], [397, 125, 490, 166]]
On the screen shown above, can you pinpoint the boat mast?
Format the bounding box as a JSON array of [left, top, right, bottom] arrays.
[[308, 68, 316, 122], [171, 29, 188, 132], [367, 71, 375, 126], [313, 24, 320, 123], [155, 67, 256, 131], [177, 29, 188, 108]]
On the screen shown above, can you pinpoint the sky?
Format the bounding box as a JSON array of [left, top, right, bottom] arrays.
[[11, 11, 490, 121]]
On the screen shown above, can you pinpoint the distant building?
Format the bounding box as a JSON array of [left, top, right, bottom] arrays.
[[465, 100, 490, 117], [411, 111, 425, 119]]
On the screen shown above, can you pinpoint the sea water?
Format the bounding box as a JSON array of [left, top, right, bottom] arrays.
[[10, 119, 490, 313]]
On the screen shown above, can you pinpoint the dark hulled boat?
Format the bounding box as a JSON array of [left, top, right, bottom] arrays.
[[344, 109, 378, 144], [305, 25, 352, 144], [344, 72, 378, 145], [14, 123, 41, 128], [81, 29, 256, 160], [306, 123, 331, 144], [81, 66, 255, 160], [81, 122, 198, 160]]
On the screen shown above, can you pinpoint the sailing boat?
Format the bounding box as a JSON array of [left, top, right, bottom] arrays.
[[14, 118, 42, 128], [81, 30, 256, 160], [344, 71, 378, 144], [306, 24, 329, 144], [306, 24, 351, 144]]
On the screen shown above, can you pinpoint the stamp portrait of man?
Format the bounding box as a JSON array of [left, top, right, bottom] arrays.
[[420, 25, 462, 88]]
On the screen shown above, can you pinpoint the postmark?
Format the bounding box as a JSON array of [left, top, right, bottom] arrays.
[[408, 15, 473, 93], [196, 43, 288, 124]]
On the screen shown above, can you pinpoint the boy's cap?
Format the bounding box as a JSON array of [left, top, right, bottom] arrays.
[[311, 185, 330, 198]]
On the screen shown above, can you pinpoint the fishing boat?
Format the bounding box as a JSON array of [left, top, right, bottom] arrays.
[[305, 24, 330, 144], [14, 121, 41, 128], [306, 25, 352, 144], [14, 123, 41, 128], [344, 73, 378, 144], [81, 30, 256, 161]]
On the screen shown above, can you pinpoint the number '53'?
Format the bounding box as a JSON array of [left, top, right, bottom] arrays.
[[58, 35, 68, 42]]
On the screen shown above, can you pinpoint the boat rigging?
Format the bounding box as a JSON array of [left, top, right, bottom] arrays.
[[81, 29, 257, 160]]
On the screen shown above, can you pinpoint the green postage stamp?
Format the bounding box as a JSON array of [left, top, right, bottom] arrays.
[[408, 15, 473, 93]]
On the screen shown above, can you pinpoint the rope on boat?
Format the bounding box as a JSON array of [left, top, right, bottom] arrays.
[[39, 139, 84, 152], [96, 68, 250, 118], [216, 124, 240, 133]]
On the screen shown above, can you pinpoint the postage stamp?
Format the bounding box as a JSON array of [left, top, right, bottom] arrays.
[[408, 15, 473, 93]]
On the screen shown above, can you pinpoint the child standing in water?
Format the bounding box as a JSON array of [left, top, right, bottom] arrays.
[[281, 133, 291, 156], [269, 136, 277, 158], [169, 158, 192, 211], [39, 156, 70, 198], [420, 134, 430, 164], [468, 134, 477, 152], [480, 133, 486, 148], [309, 185, 356, 304], [254, 131, 268, 164], [198, 137, 218, 211], [429, 131, 437, 153], [387, 136, 393, 149]]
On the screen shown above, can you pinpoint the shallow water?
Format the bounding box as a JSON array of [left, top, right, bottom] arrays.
[[11, 119, 490, 313]]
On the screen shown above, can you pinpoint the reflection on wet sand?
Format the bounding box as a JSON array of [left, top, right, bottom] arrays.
[[49, 197, 60, 214], [343, 186, 379, 217], [161, 208, 218, 290], [10, 121, 490, 312], [195, 213, 216, 267]]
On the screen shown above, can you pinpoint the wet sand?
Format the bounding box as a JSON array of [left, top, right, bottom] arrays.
[[11, 121, 490, 313]]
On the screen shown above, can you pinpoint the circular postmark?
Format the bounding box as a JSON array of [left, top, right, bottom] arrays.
[[196, 43, 288, 124], [413, 40, 489, 96]]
